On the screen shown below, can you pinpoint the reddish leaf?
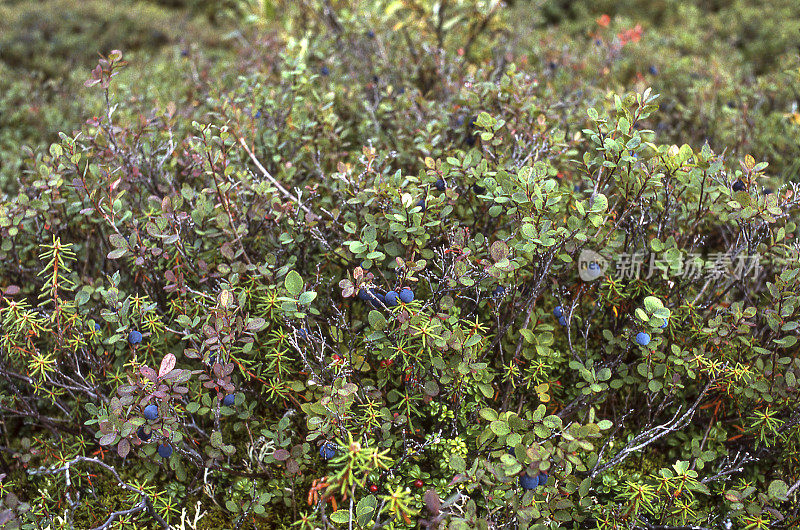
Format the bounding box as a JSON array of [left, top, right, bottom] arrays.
[[159, 354, 176, 378], [117, 438, 130, 458], [140, 367, 158, 381]]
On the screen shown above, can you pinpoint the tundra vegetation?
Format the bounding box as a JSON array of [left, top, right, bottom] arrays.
[[1, 0, 800, 528]]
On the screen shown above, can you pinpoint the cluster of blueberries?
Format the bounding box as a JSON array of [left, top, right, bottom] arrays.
[[137, 393, 238, 459], [358, 287, 414, 309], [520, 471, 549, 491], [138, 404, 172, 458], [634, 316, 668, 346], [553, 305, 567, 327]]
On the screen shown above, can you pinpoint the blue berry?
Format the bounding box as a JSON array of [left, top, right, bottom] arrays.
[[255, 110, 261, 118], [157, 443, 173, 458], [519, 473, 540, 490], [732, 179, 746, 192], [320, 66, 330, 76], [492, 285, 505, 297], [416, 199, 426, 211], [635, 332, 651, 346], [367, 30, 375, 38], [128, 330, 142, 345], [538, 472, 549, 485], [473, 183, 485, 194], [368, 289, 385, 308], [558, 316, 567, 327], [222, 394, 236, 407], [398, 288, 414, 304], [659, 318, 668, 329], [143, 404, 158, 421], [649, 65, 658, 75], [553, 306, 563, 318], [434, 179, 446, 191], [319, 442, 337, 460], [384, 291, 399, 307], [359, 288, 384, 308], [94, 323, 101, 332], [137, 426, 151, 442], [297, 328, 309, 341]]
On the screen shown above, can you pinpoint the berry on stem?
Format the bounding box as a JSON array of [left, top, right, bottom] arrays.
[[384, 290, 399, 307], [128, 330, 142, 345], [319, 442, 337, 460], [137, 426, 151, 442], [157, 443, 173, 458], [143, 404, 158, 421], [398, 288, 414, 304], [519, 473, 540, 490], [635, 332, 651, 346], [222, 394, 236, 407]]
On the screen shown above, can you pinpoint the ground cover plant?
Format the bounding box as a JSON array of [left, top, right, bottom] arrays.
[[1, 0, 800, 528]]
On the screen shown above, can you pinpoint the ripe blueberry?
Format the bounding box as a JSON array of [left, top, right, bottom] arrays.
[[157, 443, 173, 458], [519, 473, 540, 490], [659, 318, 668, 329], [398, 288, 414, 304], [635, 332, 651, 346], [94, 323, 101, 332], [384, 291, 399, 307], [320, 66, 330, 76], [319, 442, 337, 460], [434, 179, 446, 191], [297, 328, 309, 341], [368, 289, 385, 308], [558, 316, 567, 327], [473, 183, 486, 194], [416, 199, 426, 211], [492, 285, 505, 297], [367, 30, 375, 38], [649, 65, 658, 75], [222, 394, 236, 407], [128, 330, 142, 345], [137, 426, 151, 442], [553, 306, 563, 318], [143, 404, 158, 421], [732, 179, 746, 192], [537, 472, 549, 485]]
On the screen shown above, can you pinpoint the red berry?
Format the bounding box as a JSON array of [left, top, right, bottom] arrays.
[[414, 479, 423, 488], [369, 484, 378, 493]]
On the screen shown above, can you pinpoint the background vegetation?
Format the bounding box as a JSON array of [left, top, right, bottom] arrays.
[[1, 0, 799, 528]]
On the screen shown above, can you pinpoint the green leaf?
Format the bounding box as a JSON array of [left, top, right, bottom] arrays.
[[479, 408, 498, 422], [107, 248, 127, 260], [285, 271, 303, 297], [490, 420, 511, 436], [450, 454, 466, 472], [768, 479, 788, 501], [368, 310, 386, 330], [330, 510, 350, 524]]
